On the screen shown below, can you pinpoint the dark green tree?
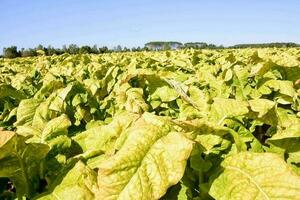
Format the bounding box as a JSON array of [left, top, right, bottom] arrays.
[[91, 45, 99, 54], [21, 48, 37, 57], [163, 43, 171, 50], [114, 45, 122, 52], [79, 45, 92, 54], [99, 46, 109, 53], [68, 44, 80, 54], [3, 46, 20, 58]]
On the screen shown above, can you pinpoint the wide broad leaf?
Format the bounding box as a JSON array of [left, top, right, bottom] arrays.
[[14, 99, 42, 126], [17, 114, 71, 144], [210, 98, 249, 123], [0, 131, 49, 198], [209, 152, 300, 200], [248, 99, 277, 126], [0, 84, 27, 100], [36, 161, 98, 200], [267, 110, 300, 152], [97, 114, 194, 200]]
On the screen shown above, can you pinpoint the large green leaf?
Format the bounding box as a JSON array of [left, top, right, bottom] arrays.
[[97, 114, 194, 200], [73, 112, 139, 156], [116, 84, 149, 114], [264, 80, 295, 97], [0, 131, 49, 199], [17, 114, 71, 144], [14, 99, 42, 126], [267, 118, 300, 152], [210, 98, 249, 123], [248, 99, 277, 125], [210, 152, 300, 200], [0, 84, 26, 100], [36, 161, 98, 200], [266, 108, 300, 152]]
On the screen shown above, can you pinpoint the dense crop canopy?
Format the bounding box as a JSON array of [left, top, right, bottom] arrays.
[[0, 48, 300, 199]]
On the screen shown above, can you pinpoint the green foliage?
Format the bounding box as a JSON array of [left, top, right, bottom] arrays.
[[3, 46, 20, 58], [232, 42, 300, 48], [0, 48, 300, 199], [210, 153, 300, 199]]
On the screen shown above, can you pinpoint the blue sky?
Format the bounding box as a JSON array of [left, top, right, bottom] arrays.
[[0, 0, 299, 50]]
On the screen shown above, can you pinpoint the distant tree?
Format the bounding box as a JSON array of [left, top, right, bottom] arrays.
[[3, 46, 20, 58], [68, 44, 80, 54], [21, 48, 37, 57], [207, 44, 217, 49], [36, 44, 44, 51], [163, 43, 171, 50], [184, 42, 208, 49], [55, 47, 64, 55], [123, 47, 130, 52], [114, 45, 122, 52], [62, 45, 68, 53], [91, 45, 99, 54], [46, 45, 57, 56], [183, 42, 225, 49], [230, 42, 300, 48], [132, 46, 145, 52], [145, 41, 182, 50], [142, 46, 149, 51], [79, 45, 92, 54], [34, 44, 46, 56], [99, 46, 109, 53]]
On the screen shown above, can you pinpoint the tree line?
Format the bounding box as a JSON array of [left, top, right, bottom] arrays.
[[1, 42, 299, 59], [230, 42, 300, 48], [1, 44, 151, 59]]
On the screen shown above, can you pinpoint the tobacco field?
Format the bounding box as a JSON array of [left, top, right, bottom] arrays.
[[0, 48, 300, 200]]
